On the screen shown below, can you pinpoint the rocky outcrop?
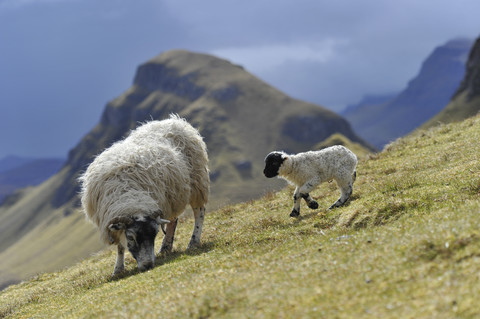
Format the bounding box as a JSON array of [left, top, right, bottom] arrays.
[[343, 38, 473, 148], [453, 37, 480, 101], [422, 36, 480, 128]]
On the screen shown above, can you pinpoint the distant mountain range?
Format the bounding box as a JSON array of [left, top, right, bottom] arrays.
[[0, 50, 372, 289], [422, 36, 480, 128], [343, 38, 473, 149], [0, 156, 64, 203]]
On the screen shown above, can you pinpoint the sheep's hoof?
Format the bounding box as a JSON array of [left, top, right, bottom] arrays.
[[111, 268, 125, 279], [290, 209, 300, 217], [159, 246, 173, 255], [187, 241, 201, 250], [308, 201, 319, 209]]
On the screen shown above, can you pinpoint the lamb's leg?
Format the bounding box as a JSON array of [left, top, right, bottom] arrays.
[[113, 244, 125, 276], [160, 218, 178, 254], [188, 206, 205, 249], [290, 187, 301, 217], [329, 179, 353, 209], [290, 182, 318, 217]]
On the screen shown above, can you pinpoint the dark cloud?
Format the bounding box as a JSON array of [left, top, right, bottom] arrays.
[[0, 0, 479, 157]]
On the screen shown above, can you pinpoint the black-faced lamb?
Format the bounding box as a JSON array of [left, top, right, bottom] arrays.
[[263, 145, 357, 217], [79, 114, 209, 275]]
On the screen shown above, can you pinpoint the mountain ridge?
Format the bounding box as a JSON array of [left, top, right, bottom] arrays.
[[422, 36, 480, 128], [343, 38, 472, 148]]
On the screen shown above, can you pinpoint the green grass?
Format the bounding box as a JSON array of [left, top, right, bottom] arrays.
[[2, 115, 480, 318]]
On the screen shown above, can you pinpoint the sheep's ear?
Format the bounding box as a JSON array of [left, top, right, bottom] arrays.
[[107, 216, 134, 232], [108, 222, 126, 231]]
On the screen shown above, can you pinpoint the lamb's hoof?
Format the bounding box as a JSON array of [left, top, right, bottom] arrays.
[[290, 209, 300, 217], [308, 201, 319, 210], [329, 204, 339, 210]]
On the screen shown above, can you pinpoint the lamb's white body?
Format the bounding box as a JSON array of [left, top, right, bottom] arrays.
[[79, 114, 209, 274], [264, 145, 357, 216]]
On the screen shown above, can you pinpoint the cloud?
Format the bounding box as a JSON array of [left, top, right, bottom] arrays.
[[0, 0, 77, 10], [212, 38, 349, 73]]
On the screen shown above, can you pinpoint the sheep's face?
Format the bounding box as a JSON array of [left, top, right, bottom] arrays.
[[108, 215, 160, 272], [264, 152, 286, 178]]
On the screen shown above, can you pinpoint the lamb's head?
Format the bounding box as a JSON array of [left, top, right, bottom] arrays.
[[264, 151, 288, 178], [107, 212, 169, 272]]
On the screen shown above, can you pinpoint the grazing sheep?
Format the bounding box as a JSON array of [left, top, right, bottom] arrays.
[[264, 145, 357, 217], [79, 114, 209, 275]]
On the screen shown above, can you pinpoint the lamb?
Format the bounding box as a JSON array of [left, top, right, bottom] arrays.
[[263, 145, 357, 217], [79, 114, 209, 276]]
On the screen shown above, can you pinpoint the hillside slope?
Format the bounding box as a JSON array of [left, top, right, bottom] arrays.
[[2, 113, 479, 318], [0, 50, 372, 290], [0, 157, 64, 203], [344, 39, 472, 149], [423, 36, 480, 128]]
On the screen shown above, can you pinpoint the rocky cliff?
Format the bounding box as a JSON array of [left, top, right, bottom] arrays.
[[343, 38, 472, 148], [423, 36, 480, 127]]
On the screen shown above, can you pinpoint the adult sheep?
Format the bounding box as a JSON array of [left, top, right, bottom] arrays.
[[79, 114, 209, 276], [263, 145, 357, 217]]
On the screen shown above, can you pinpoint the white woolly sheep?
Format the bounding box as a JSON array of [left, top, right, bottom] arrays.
[[79, 114, 209, 275], [264, 145, 357, 217]]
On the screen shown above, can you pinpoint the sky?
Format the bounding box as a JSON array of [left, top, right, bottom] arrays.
[[0, 0, 479, 159]]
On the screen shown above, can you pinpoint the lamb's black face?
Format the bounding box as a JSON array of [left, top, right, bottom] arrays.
[[264, 152, 285, 178], [125, 216, 159, 271]]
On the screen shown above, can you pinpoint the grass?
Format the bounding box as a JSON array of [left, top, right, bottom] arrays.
[[1, 115, 480, 318]]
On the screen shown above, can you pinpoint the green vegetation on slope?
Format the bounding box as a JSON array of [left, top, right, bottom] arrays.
[[1, 115, 480, 318]]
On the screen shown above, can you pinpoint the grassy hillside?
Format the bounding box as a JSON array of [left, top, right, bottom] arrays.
[[2, 114, 480, 318]]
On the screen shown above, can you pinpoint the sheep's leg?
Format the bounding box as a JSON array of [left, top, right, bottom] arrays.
[[299, 181, 319, 209], [290, 187, 301, 217], [188, 206, 205, 249], [290, 182, 318, 217], [329, 179, 353, 209], [301, 193, 319, 210], [160, 218, 178, 254], [113, 244, 125, 276]]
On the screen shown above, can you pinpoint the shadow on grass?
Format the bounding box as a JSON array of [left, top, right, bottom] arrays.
[[109, 241, 216, 282]]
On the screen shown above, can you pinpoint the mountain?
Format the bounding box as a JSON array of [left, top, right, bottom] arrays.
[[0, 50, 372, 289], [0, 156, 64, 203], [422, 36, 480, 128], [343, 38, 473, 149], [0, 156, 36, 173]]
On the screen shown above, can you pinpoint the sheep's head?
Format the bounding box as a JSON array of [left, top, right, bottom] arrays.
[[107, 212, 169, 272], [264, 151, 288, 178]]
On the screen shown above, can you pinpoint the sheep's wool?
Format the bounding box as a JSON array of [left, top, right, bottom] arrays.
[[279, 145, 357, 187], [79, 115, 209, 244]]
